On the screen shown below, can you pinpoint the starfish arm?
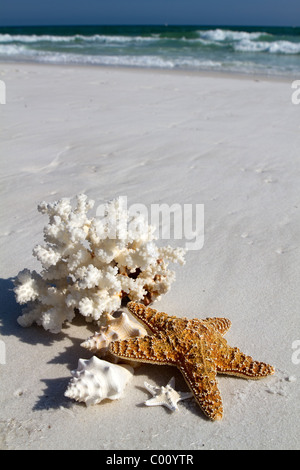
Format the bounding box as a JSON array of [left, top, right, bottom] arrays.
[[179, 338, 223, 421], [109, 335, 178, 365], [216, 346, 275, 379], [202, 317, 232, 336], [180, 362, 223, 421], [145, 396, 174, 409], [144, 382, 161, 395], [127, 302, 180, 334]]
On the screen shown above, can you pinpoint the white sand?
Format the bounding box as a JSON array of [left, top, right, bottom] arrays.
[[0, 63, 299, 450]]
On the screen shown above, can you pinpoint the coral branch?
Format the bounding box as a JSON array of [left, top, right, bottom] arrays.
[[14, 194, 185, 333]]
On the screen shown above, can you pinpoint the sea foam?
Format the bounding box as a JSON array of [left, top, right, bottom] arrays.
[[0, 26, 300, 75]]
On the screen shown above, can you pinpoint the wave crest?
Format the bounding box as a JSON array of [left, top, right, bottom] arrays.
[[0, 27, 300, 75], [1, 29, 300, 55], [198, 29, 267, 42]]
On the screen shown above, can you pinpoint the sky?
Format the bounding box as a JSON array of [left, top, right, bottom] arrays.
[[0, 0, 300, 27]]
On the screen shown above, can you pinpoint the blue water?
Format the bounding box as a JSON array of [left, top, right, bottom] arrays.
[[0, 25, 300, 76]]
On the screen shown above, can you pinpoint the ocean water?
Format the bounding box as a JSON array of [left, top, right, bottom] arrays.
[[0, 25, 300, 76]]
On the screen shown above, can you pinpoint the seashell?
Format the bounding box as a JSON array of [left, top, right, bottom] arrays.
[[64, 356, 134, 406], [81, 310, 148, 358]]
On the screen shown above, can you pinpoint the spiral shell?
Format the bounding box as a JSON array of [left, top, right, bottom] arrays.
[[81, 310, 147, 358], [64, 356, 134, 406]]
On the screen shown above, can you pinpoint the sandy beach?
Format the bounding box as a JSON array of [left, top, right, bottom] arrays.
[[0, 62, 299, 450]]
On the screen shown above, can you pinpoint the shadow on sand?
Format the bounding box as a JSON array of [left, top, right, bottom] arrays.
[[0, 277, 93, 411], [0, 277, 201, 417]]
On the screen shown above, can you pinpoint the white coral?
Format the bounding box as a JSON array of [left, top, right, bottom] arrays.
[[14, 194, 185, 333]]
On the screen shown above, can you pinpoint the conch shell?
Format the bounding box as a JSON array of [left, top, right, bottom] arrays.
[[81, 310, 147, 360], [64, 356, 134, 406]]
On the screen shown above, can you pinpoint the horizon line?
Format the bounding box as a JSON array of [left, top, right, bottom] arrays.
[[0, 23, 299, 29]]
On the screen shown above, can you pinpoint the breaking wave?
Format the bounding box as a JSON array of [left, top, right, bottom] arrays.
[[0, 26, 300, 75]]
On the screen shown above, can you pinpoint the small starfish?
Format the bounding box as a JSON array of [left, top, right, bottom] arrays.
[[109, 302, 275, 421], [144, 377, 193, 411]]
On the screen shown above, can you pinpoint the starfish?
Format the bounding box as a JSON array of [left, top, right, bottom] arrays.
[[143, 377, 193, 411], [109, 302, 275, 421]]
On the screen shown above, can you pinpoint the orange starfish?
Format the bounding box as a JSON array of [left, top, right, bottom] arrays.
[[109, 302, 275, 420]]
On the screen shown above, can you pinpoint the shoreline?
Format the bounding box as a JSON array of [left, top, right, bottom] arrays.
[[0, 59, 295, 83]]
